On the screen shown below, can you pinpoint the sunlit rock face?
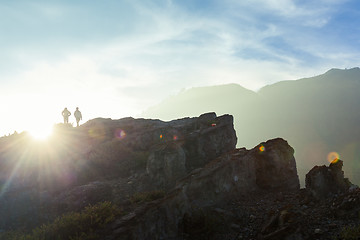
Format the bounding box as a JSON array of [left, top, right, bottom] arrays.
[[305, 160, 352, 200]]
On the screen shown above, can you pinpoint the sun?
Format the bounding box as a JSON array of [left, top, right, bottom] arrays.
[[28, 124, 53, 140]]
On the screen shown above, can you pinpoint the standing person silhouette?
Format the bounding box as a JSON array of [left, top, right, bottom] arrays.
[[62, 107, 71, 124], [74, 107, 82, 127]]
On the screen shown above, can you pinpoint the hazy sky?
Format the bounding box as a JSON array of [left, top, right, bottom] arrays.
[[1, 0, 360, 136]]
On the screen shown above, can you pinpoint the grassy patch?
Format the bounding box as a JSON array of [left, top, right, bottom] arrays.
[[130, 190, 165, 204], [0, 201, 121, 240], [339, 225, 360, 240]]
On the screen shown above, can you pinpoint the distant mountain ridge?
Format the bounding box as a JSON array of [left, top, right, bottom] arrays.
[[143, 83, 258, 121], [141, 68, 360, 185]]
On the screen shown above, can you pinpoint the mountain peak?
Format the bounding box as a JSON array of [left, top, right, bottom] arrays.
[[324, 67, 360, 75]]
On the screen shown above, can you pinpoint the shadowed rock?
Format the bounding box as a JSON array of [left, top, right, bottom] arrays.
[[253, 138, 299, 191], [110, 138, 300, 239], [305, 159, 352, 200]]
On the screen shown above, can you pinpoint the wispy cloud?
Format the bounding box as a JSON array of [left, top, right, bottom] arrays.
[[0, 0, 359, 135]]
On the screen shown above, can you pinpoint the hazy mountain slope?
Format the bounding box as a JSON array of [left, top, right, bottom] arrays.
[[259, 68, 360, 182], [142, 83, 259, 121], [142, 84, 267, 148], [141, 68, 360, 185]]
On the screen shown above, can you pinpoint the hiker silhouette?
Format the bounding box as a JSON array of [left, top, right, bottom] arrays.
[[74, 107, 82, 127], [62, 107, 71, 124]]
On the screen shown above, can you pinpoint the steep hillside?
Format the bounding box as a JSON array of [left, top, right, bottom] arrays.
[[141, 68, 360, 185]]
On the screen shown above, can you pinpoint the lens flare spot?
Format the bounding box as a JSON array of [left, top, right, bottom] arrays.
[[115, 129, 126, 140], [259, 145, 265, 152], [160, 134, 163, 139], [327, 152, 340, 163]]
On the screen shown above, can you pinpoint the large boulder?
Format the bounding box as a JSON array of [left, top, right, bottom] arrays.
[[305, 159, 352, 199], [252, 138, 300, 191], [181, 113, 237, 170]]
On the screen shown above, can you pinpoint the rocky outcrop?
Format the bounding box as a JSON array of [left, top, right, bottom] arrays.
[[0, 113, 304, 239], [179, 113, 237, 170], [179, 138, 299, 204], [305, 160, 352, 200], [0, 112, 238, 230], [109, 138, 300, 239], [253, 138, 299, 190], [82, 112, 236, 159], [1, 113, 237, 190], [144, 113, 237, 188], [81, 112, 237, 189]]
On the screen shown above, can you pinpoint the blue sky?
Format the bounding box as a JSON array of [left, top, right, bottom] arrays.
[[1, 0, 360, 136]]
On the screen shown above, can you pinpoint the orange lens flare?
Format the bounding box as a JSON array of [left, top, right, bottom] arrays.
[[259, 145, 265, 152], [327, 152, 340, 163]]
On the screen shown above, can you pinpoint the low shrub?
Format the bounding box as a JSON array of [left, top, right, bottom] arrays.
[[130, 190, 165, 204], [339, 224, 360, 240], [0, 201, 121, 240]]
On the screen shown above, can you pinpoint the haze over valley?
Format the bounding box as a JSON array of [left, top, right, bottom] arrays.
[[142, 68, 360, 185]]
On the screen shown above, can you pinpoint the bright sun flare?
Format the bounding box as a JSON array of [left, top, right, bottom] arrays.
[[28, 125, 53, 140]]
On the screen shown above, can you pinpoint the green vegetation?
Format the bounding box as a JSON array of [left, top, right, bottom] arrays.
[[338, 225, 360, 240], [130, 190, 165, 204], [0, 201, 121, 240]]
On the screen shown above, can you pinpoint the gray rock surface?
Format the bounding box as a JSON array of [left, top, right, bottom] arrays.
[[146, 142, 186, 188]]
